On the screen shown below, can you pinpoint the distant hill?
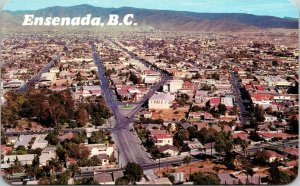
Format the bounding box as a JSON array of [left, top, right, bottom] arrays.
[[1, 4, 298, 32]]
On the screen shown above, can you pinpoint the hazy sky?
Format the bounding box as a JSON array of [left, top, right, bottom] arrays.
[[2, 0, 299, 18]]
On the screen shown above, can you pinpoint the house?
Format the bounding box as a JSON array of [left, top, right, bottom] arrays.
[[38, 72, 56, 87], [188, 112, 213, 121], [210, 97, 221, 107], [84, 144, 114, 158], [169, 172, 184, 184], [184, 139, 204, 153], [7, 136, 18, 145], [158, 145, 179, 157], [143, 111, 152, 118], [265, 150, 285, 163], [148, 92, 175, 110], [283, 147, 298, 157], [31, 134, 48, 150], [152, 134, 173, 147], [14, 135, 37, 149], [39, 147, 57, 166], [1, 145, 12, 156], [221, 97, 234, 108], [59, 132, 74, 142], [3, 154, 35, 165], [264, 115, 278, 122]]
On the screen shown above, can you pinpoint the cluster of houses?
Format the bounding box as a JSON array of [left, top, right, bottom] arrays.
[[97, 41, 162, 102]]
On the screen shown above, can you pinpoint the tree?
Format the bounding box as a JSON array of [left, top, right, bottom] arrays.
[[176, 129, 189, 141], [183, 156, 192, 164], [57, 170, 71, 185], [75, 72, 84, 81], [193, 72, 201, 79], [76, 107, 89, 127], [239, 139, 250, 157], [254, 104, 265, 122], [218, 104, 227, 115], [254, 150, 269, 165], [46, 131, 59, 145], [242, 158, 254, 181], [215, 131, 233, 158], [287, 117, 299, 134], [269, 165, 291, 184], [75, 177, 98, 185], [47, 158, 60, 179], [69, 163, 79, 178], [12, 157, 23, 173], [129, 73, 141, 84], [90, 130, 106, 144], [211, 73, 220, 80], [187, 126, 197, 139], [71, 132, 86, 144], [232, 105, 238, 115], [196, 127, 217, 156], [115, 176, 130, 185], [69, 144, 90, 159], [124, 162, 143, 183], [191, 105, 202, 112], [32, 155, 40, 180], [189, 172, 221, 185]]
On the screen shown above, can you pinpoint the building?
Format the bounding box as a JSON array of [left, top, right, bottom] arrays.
[[3, 154, 35, 166], [158, 145, 179, 157], [148, 92, 174, 110], [153, 134, 173, 147], [31, 134, 48, 150], [163, 80, 183, 93], [84, 144, 114, 158], [264, 115, 278, 122], [39, 147, 57, 166]]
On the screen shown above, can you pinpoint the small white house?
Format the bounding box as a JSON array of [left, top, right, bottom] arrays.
[[264, 115, 278, 122], [149, 92, 175, 110]]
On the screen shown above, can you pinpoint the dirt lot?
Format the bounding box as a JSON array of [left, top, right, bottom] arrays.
[[155, 160, 229, 179], [150, 107, 189, 121]]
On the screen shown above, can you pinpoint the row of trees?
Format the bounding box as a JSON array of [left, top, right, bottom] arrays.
[[1, 89, 112, 128]]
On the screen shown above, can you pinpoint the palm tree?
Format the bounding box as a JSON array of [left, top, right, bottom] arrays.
[[32, 155, 40, 180], [69, 163, 79, 180], [48, 158, 59, 178], [13, 157, 23, 173], [206, 127, 217, 156], [240, 140, 250, 157]]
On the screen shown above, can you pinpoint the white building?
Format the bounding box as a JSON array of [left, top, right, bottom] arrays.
[[153, 134, 173, 147], [221, 97, 234, 108], [84, 144, 114, 158], [264, 76, 292, 87], [264, 115, 278, 122], [31, 134, 48, 150], [3, 154, 35, 165], [149, 92, 175, 110], [163, 80, 183, 93], [39, 147, 57, 166]]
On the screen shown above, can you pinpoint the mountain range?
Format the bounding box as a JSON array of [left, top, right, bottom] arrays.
[[0, 4, 298, 32]]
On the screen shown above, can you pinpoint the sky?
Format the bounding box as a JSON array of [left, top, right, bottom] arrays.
[[2, 0, 299, 18]]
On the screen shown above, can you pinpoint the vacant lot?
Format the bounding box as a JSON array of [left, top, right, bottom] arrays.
[[150, 108, 189, 121]]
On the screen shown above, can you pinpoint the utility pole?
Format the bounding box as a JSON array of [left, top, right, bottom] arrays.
[[159, 156, 161, 170], [117, 148, 120, 167]]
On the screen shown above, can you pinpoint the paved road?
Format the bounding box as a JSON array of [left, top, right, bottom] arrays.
[[230, 72, 248, 125], [91, 39, 174, 166], [91, 43, 156, 166], [18, 43, 71, 93]]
